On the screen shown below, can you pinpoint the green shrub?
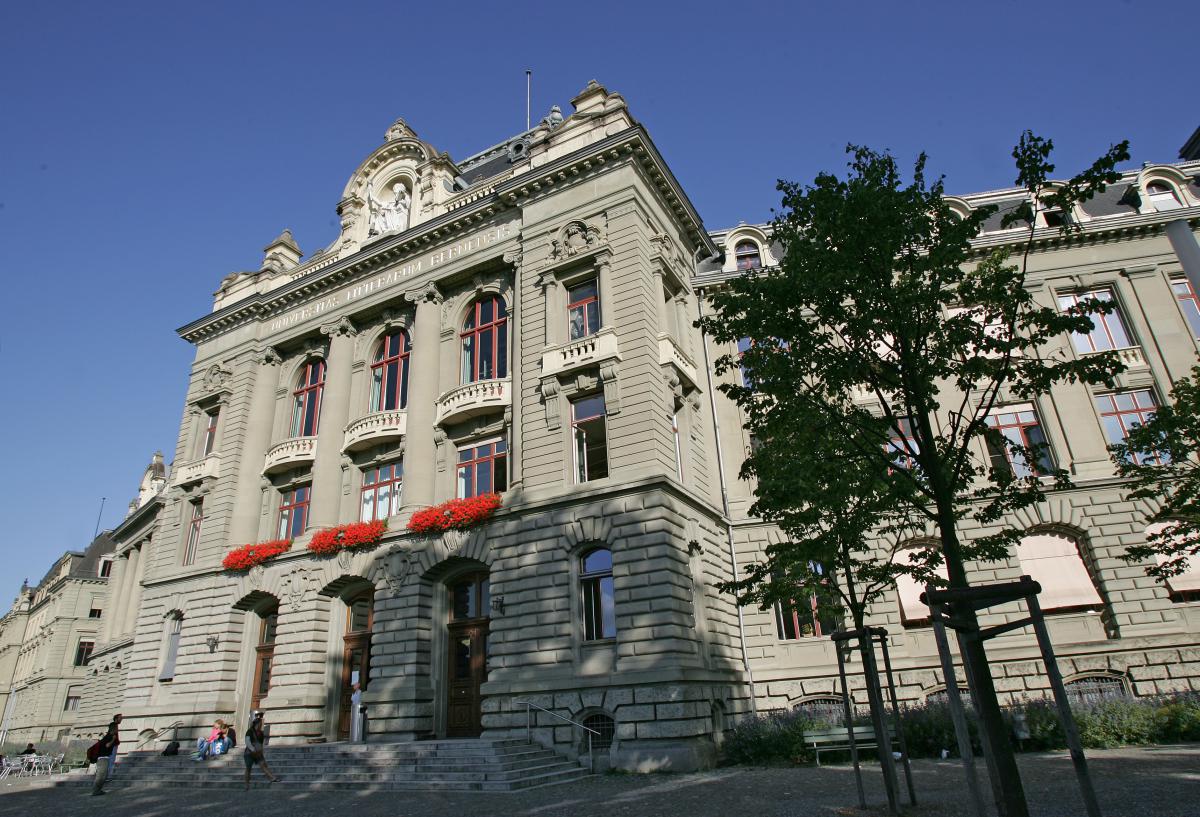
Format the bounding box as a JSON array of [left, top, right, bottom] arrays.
[[722, 709, 817, 765]]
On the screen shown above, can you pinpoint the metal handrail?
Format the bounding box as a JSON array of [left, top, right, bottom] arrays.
[[514, 699, 600, 773], [136, 719, 184, 750]]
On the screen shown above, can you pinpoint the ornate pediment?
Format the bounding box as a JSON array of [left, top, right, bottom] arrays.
[[550, 219, 605, 262]]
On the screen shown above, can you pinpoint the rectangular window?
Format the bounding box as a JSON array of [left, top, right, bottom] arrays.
[[183, 501, 203, 566], [89, 607, 102, 619], [74, 640, 94, 667], [567, 279, 602, 340], [984, 404, 1054, 478], [63, 688, 82, 712], [198, 408, 220, 458], [159, 617, 182, 681], [580, 549, 616, 641], [456, 439, 508, 498], [1057, 289, 1134, 353], [1095, 390, 1162, 464], [98, 558, 113, 578], [360, 462, 403, 522], [774, 595, 838, 639], [277, 485, 311, 539], [1172, 276, 1200, 339], [572, 395, 609, 483], [737, 337, 754, 388], [885, 417, 920, 471]]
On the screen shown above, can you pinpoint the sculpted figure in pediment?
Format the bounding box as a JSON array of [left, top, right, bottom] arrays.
[[367, 180, 411, 236]]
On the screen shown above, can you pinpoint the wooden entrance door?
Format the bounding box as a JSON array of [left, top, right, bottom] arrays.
[[250, 607, 278, 712], [446, 573, 489, 738], [338, 590, 373, 741]]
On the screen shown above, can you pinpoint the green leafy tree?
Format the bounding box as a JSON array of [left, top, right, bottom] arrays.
[[700, 133, 1129, 817], [1111, 367, 1200, 581]]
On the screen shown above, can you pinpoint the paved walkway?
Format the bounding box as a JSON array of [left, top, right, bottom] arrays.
[[1, 745, 1196, 817]]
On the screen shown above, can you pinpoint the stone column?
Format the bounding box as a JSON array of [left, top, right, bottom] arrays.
[[402, 283, 443, 509], [122, 546, 143, 637], [309, 317, 358, 528], [99, 556, 127, 644], [229, 348, 282, 545], [504, 249, 523, 490]]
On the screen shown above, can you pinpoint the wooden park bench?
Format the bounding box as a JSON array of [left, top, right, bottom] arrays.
[[807, 725, 897, 766]]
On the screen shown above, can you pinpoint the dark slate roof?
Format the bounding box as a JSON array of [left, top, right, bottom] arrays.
[[979, 198, 1027, 232], [1181, 126, 1200, 161], [461, 151, 515, 185], [33, 533, 115, 590], [1080, 182, 1138, 218]]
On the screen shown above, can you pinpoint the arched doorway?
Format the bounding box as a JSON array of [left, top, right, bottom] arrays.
[[338, 588, 373, 741], [446, 571, 489, 737], [250, 604, 279, 712]]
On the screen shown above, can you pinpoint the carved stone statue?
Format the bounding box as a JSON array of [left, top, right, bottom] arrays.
[[366, 181, 411, 235]]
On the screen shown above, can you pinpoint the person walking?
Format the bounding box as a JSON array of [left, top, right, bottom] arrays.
[[91, 713, 122, 796], [242, 711, 281, 790]]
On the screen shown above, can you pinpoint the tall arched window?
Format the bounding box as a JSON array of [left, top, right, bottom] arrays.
[[580, 548, 616, 641], [735, 240, 762, 270], [1016, 532, 1103, 612], [291, 359, 326, 437], [460, 296, 508, 383], [370, 331, 410, 412]]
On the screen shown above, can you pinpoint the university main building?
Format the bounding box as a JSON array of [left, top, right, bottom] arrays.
[[3, 82, 1199, 771]]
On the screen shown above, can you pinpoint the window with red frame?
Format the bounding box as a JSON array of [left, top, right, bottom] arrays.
[[1056, 289, 1134, 353], [277, 484, 311, 539], [885, 417, 920, 471], [182, 500, 203, 566], [290, 359, 326, 437], [456, 439, 507, 498], [360, 462, 402, 522], [460, 296, 508, 383], [735, 240, 761, 270], [775, 594, 839, 639], [198, 407, 220, 458], [567, 279, 601, 341], [984, 404, 1055, 478], [1171, 276, 1200, 339], [1095, 390, 1163, 464], [370, 331, 410, 411]]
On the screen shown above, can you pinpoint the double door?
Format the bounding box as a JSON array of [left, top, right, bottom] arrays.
[[446, 573, 489, 738]]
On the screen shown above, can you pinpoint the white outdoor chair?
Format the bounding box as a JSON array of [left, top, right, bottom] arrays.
[[0, 757, 21, 780], [47, 753, 65, 775]]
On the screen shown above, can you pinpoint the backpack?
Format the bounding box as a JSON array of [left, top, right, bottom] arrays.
[[162, 741, 180, 756], [86, 741, 104, 764]]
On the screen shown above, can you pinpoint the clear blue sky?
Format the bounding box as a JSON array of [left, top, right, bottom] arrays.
[[0, 0, 1191, 593]]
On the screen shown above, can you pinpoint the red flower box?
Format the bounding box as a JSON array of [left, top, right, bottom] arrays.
[[222, 539, 291, 571], [307, 519, 387, 557], [406, 494, 502, 535]]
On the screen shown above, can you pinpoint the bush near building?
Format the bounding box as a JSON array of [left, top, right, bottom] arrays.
[[721, 692, 1200, 765]]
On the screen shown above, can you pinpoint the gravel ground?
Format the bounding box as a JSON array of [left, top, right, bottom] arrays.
[[1, 745, 1196, 817]]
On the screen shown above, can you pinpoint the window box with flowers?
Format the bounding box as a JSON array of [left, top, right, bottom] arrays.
[[307, 519, 387, 557], [407, 493, 501, 535], [222, 539, 292, 572]]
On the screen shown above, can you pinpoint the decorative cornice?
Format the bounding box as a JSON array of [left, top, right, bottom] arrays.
[[177, 126, 715, 346]]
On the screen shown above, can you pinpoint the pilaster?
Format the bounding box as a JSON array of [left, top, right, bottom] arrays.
[[229, 348, 282, 545], [402, 284, 443, 509], [310, 318, 357, 527]]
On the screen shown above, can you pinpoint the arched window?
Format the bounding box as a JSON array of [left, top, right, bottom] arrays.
[[734, 240, 761, 270], [1065, 674, 1127, 705], [460, 296, 508, 383], [581, 712, 616, 750], [580, 548, 616, 641], [1146, 181, 1182, 211], [370, 331, 410, 412], [1016, 532, 1103, 612], [794, 697, 845, 726], [291, 359, 326, 437]]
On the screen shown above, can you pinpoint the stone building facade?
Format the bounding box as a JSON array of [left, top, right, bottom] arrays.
[[26, 83, 1200, 769], [0, 534, 114, 744]]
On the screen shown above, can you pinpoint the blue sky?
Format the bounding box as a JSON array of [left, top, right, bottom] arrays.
[[0, 0, 1191, 592]]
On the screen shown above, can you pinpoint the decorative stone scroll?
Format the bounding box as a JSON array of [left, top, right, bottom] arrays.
[[320, 316, 358, 339], [550, 219, 604, 262]]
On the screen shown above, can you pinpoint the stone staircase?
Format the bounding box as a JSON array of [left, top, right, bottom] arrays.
[[57, 737, 591, 792]]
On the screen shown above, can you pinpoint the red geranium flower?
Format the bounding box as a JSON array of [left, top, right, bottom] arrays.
[[407, 494, 501, 535], [307, 519, 387, 556], [222, 539, 291, 571]]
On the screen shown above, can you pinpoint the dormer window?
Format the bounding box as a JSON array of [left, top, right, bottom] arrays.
[[1146, 181, 1183, 212], [734, 240, 761, 270]]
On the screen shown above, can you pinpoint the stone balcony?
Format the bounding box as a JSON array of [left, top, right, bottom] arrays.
[[436, 378, 511, 426], [343, 410, 408, 453], [1082, 345, 1148, 369], [540, 328, 620, 379], [263, 436, 317, 475], [657, 334, 699, 389], [171, 454, 220, 487]]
